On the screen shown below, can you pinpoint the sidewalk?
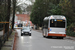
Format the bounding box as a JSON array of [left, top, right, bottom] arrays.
[[66, 36, 75, 40], [1, 30, 17, 50], [34, 29, 75, 40], [0, 30, 3, 36]]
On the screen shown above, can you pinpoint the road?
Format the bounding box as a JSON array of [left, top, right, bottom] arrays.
[[16, 29, 75, 50]]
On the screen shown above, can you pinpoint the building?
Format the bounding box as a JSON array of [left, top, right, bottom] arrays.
[[15, 14, 33, 27], [16, 14, 30, 21]]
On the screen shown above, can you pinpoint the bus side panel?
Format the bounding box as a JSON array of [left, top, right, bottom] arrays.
[[42, 20, 49, 36], [43, 28, 48, 35]]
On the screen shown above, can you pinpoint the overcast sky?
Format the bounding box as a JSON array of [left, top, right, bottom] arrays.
[[17, 0, 35, 6], [17, 0, 35, 10]]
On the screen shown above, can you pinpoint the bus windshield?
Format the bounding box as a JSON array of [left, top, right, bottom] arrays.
[[50, 19, 65, 28]]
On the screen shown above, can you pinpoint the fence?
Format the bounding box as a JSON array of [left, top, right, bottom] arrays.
[[0, 29, 12, 49]]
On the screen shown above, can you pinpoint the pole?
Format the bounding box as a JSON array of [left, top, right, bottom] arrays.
[[3, 24, 5, 39]]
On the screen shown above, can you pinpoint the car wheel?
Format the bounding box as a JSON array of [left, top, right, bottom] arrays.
[[29, 33, 31, 36]]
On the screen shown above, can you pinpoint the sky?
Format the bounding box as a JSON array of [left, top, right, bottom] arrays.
[[17, 0, 35, 10], [17, 0, 34, 6]]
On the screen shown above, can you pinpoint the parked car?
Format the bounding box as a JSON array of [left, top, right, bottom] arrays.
[[21, 27, 31, 36]]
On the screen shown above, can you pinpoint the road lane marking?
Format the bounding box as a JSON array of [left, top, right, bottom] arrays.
[[67, 40, 75, 44], [22, 45, 32, 47], [51, 46, 74, 49], [64, 46, 74, 49], [22, 42, 30, 43]]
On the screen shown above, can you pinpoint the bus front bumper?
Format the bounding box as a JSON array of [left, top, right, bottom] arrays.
[[48, 33, 66, 37]]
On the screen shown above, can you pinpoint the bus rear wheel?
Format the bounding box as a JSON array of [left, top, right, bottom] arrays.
[[43, 33, 46, 37], [42, 30, 46, 38], [43, 35, 46, 37], [45, 34, 48, 38]]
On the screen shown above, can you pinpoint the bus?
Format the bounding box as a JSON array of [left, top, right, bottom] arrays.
[[42, 15, 67, 39]]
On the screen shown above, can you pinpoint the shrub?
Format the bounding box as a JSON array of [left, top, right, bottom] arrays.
[[66, 30, 75, 37]]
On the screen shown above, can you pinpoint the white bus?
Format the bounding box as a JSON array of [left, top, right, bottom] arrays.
[[42, 15, 67, 39]]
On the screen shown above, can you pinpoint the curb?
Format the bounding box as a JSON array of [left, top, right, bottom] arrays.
[[13, 31, 17, 50], [11, 31, 15, 50], [1, 31, 17, 50], [66, 36, 75, 40]]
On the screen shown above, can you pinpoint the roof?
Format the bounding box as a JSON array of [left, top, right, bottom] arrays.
[[44, 15, 66, 20]]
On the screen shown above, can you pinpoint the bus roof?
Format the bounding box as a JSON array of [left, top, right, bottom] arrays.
[[44, 15, 66, 20]]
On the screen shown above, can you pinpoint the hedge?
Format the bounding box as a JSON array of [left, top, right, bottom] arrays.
[[66, 30, 75, 37]]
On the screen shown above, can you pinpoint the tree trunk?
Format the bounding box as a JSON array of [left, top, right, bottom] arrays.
[[5, 0, 11, 40], [12, 0, 16, 29]]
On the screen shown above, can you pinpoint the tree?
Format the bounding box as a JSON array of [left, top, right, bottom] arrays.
[[30, 0, 62, 27], [47, 3, 62, 15], [0, 0, 11, 31], [26, 5, 33, 12], [49, 0, 60, 5], [30, 0, 49, 27], [70, 0, 75, 13], [16, 6, 22, 14], [59, 0, 74, 25], [30, 0, 75, 27], [0, 0, 7, 22], [12, 0, 16, 29]]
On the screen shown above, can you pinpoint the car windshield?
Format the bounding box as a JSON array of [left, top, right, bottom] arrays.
[[22, 27, 30, 30]]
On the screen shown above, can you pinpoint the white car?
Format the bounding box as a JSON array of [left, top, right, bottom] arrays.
[[21, 27, 31, 36]]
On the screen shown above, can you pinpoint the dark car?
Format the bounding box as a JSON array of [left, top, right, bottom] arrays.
[[21, 27, 31, 36]]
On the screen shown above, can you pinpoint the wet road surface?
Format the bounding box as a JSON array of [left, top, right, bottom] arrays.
[[16, 29, 75, 50]]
